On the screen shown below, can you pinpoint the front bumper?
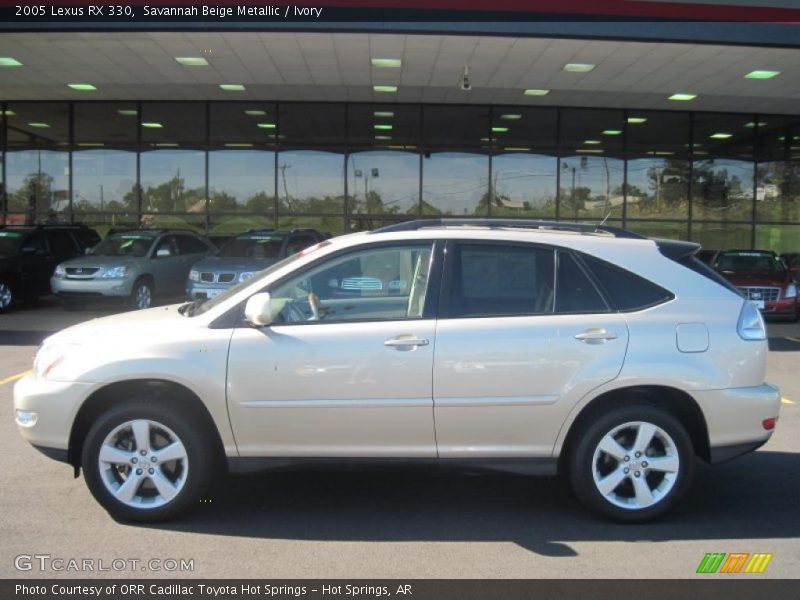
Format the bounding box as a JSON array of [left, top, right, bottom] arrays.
[[13, 374, 94, 458], [694, 383, 780, 463], [51, 276, 134, 299], [763, 298, 799, 318]]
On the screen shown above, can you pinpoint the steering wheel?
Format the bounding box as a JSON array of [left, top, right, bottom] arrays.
[[307, 292, 321, 321]]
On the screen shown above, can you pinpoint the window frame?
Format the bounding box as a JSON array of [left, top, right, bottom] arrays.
[[230, 238, 445, 328]]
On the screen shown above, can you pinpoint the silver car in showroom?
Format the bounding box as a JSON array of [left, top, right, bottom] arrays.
[[52, 229, 214, 309], [186, 229, 325, 300]]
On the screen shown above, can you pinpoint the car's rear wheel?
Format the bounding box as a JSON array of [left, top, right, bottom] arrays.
[[129, 278, 153, 310], [0, 278, 14, 313], [568, 404, 694, 522], [82, 400, 215, 522]]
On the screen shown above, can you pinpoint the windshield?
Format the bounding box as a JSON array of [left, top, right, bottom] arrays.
[[185, 240, 331, 317], [0, 230, 25, 254], [715, 252, 786, 275], [217, 233, 286, 259], [92, 233, 157, 257]]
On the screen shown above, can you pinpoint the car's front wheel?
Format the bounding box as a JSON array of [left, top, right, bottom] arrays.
[[568, 404, 694, 522], [82, 401, 215, 522], [0, 278, 15, 313], [129, 278, 153, 310]]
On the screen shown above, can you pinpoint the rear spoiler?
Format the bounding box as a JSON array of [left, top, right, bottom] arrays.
[[654, 239, 701, 261]]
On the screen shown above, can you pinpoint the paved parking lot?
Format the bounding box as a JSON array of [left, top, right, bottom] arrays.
[[0, 297, 798, 579]]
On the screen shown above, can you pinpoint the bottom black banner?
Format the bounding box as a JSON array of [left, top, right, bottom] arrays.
[[2, 580, 795, 600]]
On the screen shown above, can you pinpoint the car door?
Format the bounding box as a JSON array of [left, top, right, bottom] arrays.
[[226, 240, 442, 457], [433, 241, 629, 457], [150, 235, 183, 295], [19, 231, 51, 296]]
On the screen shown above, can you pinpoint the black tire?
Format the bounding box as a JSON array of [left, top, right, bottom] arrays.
[[568, 404, 694, 523], [129, 277, 154, 310], [81, 399, 217, 522], [0, 277, 15, 313]]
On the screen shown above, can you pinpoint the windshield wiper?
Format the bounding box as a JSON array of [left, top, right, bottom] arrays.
[[178, 299, 205, 317]]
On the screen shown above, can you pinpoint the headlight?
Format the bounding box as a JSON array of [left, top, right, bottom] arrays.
[[100, 266, 129, 279], [53, 264, 66, 279], [189, 269, 200, 282], [33, 344, 77, 380], [785, 283, 797, 299], [238, 271, 257, 283]]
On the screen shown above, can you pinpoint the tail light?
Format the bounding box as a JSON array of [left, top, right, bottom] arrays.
[[737, 301, 766, 341]]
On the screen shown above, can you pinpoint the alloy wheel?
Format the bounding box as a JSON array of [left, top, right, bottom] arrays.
[[0, 281, 12, 310], [591, 420, 680, 510], [97, 419, 189, 509], [134, 284, 152, 309]]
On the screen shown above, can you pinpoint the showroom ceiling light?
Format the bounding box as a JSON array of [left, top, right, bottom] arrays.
[[744, 70, 779, 79], [744, 121, 767, 128], [374, 124, 393, 130], [28, 122, 50, 128], [220, 84, 246, 91], [668, 93, 697, 101], [117, 109, 137, 116], [77, 142, 104, 147], [373, 111, 394, 118], [374, 135, 392, 140], [710, 132, 733, 139], [154, 142, 178, 147], [225, 143, 253, 148], [627, 117, 647, 124], [563, 63, 595, 73], [500, 114, 522, 120], [2, 110, 16, 116], [175, 57, 208, 66], [373, 85, 398, 93], [371, 58, 402, 68], [576, 149, 603, 154], [68, 83, 97, 91], [0, 57, 22, 67], [583, 140, 602, 145], [245, 110, 267, 116], [523, 89, 549, 96], [141, 122, 163, 128], [491, 126, 509, 133], [602, 129, 622, 136], [257, 123, 276, 129], [504, 147, 531, 151]]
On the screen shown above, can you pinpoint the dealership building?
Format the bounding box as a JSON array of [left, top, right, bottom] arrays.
[[0, 1, 799, 252]]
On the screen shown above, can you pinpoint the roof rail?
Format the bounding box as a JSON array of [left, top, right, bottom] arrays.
[[371, 218, 646, 239]]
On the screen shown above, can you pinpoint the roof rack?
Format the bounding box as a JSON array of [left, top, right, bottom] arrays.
[[371, 218, 646, 239]]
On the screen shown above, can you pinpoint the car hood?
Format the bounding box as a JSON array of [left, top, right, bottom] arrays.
[[43, 303, 190, 347], [58, 255, 144, 269], [191, 256, 276, 273], [720, 271, 789, 287]]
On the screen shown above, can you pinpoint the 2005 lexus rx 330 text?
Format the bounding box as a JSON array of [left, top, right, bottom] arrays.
[[14, 219, 780, 523]]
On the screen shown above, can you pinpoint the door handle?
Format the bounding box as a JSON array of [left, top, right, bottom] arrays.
[[574, 328, 617, 344], [384, 336, 429, 349]]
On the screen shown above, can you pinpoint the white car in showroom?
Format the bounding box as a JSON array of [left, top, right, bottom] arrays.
[[14, 219, 780, 523]]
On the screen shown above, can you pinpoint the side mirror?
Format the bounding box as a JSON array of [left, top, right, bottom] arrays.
[[244, 292, 274, 327], [156, 247, 171, 258], [84, 246, 93, 255]]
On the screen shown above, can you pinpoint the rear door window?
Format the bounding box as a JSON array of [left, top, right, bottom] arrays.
[[446, 243, 555, 318]]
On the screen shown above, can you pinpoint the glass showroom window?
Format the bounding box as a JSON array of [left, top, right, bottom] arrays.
[[347, 104, 420, 231], [422, 106, 489, 217], [5, 103, 70, 225], [755, 116, 800, 228], [277, 103, 346, 235], [490, 107, 557, 219], [139, 103, 206, 231], [692, 113, 755, 222], [72, 102, 138, 234], [559, 109, 625, 221], [208, 102, 277, 234]]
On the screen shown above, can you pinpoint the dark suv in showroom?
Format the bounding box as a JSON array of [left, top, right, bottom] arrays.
[[0, 225, 101, 313]]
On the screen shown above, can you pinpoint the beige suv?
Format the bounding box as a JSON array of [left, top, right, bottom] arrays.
[[14, 219, 780, 522]]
